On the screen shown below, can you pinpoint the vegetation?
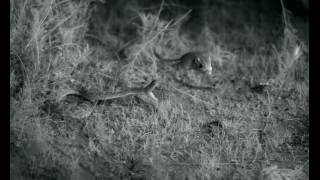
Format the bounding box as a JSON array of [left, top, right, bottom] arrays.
[[10, 0, 308, 179]]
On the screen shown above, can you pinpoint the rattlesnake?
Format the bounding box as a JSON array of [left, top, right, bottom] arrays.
[[59, 80, 158, 103]]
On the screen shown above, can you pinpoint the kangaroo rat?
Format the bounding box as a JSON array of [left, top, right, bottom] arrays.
[[153, 49, 212, 75]]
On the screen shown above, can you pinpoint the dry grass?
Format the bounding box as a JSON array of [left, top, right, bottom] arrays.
[[10, 0, 308, 179]]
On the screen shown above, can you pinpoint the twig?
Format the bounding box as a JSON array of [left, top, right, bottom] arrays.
[[171, 9, 192, 27], [170, 84, 217, 108], [173, 76, 218, 91], [121, 19, 173, 72]]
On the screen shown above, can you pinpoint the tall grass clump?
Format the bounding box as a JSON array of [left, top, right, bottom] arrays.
[[10, 0, 95, 179]]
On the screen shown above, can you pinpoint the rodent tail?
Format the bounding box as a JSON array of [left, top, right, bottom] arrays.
[[153, 48, 178, 62], [153, 48, 164, 61]]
